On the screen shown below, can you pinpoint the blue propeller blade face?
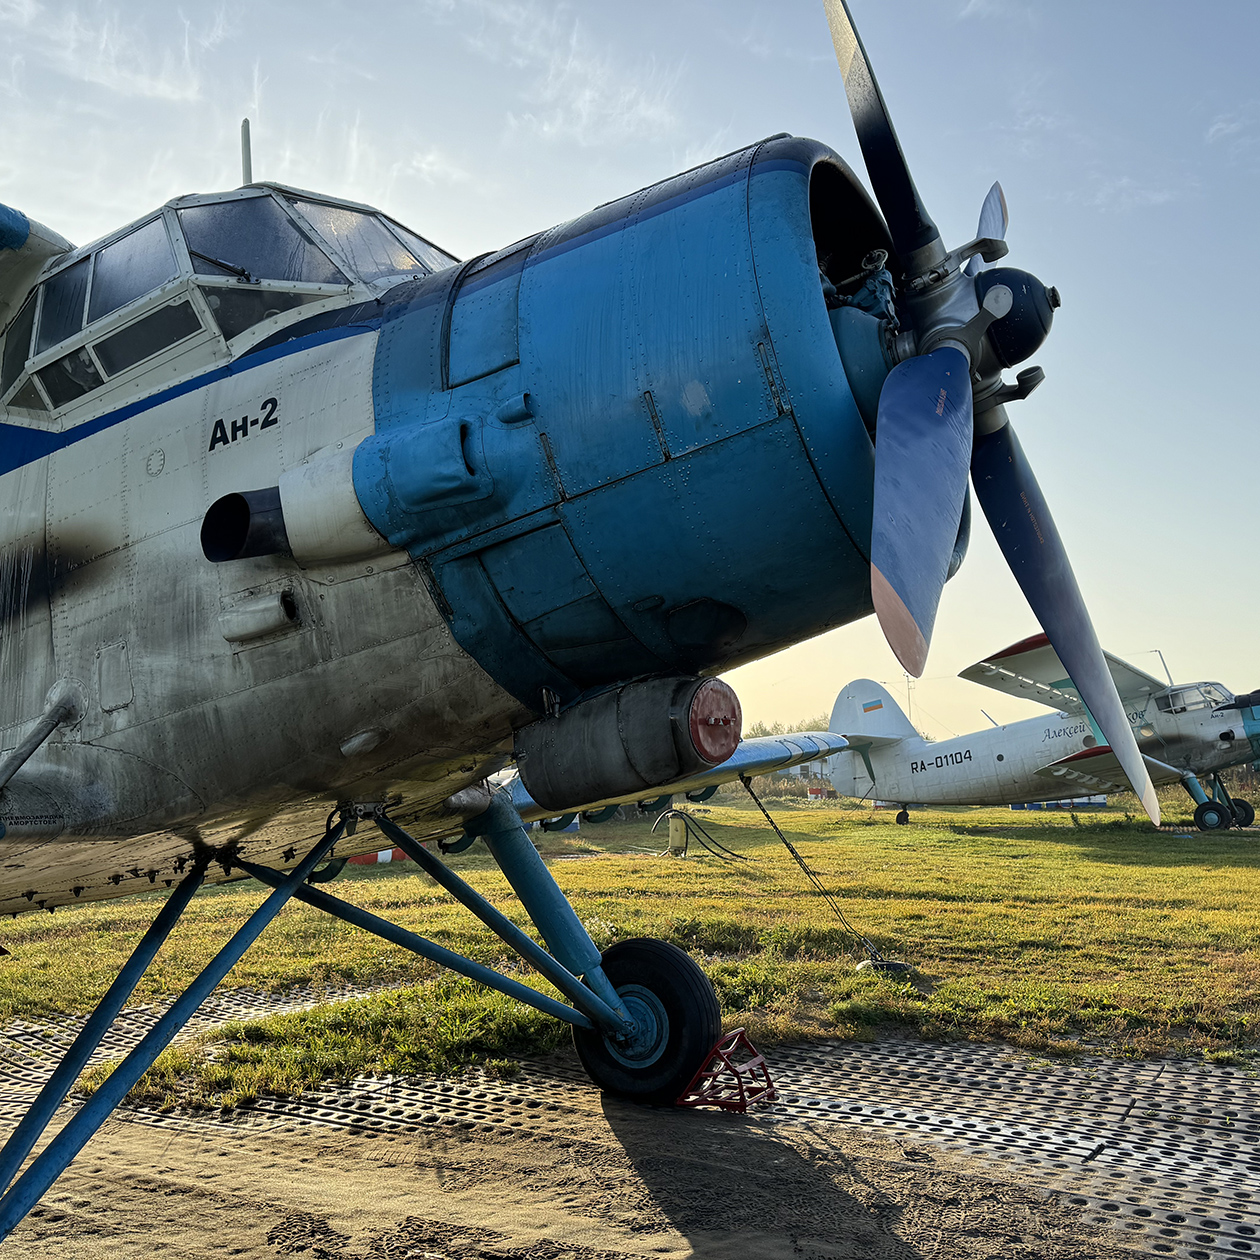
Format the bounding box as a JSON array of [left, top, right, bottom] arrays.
[[971, 421, 1160, 824], [870, 347, 973, 677]]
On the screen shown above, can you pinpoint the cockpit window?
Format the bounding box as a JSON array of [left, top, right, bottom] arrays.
[[290, 199, 423, 283], [0, 289, 37, 396], [1154, 684, 1231, 715], [382, 220, 458, 273], [177, 197, 347, 285], [35, 255, 91, 354], [88, 218, 176, 323], [1156, 689, 1195, 714]]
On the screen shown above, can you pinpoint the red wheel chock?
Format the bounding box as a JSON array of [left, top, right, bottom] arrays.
[[675, 1027, 777, 1112]]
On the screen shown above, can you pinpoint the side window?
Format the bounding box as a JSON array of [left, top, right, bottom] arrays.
[[200, 289, 322, 341], [177, 197, 347, 285], [0, 289, 37, 396], [94, 300, 201, 376], [88, 218, 176, 323], [383, 220, 458, 273], [37, 347, 103, 408], [291, 199, 423, 283], [35, 255, 91, 354]]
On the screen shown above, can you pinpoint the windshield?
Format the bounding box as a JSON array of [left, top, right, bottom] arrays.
[[35, 255, 90, 354], [290, 199, 424, 283], [177, 196, 346, 285], [1155, 683, 1233, 714]]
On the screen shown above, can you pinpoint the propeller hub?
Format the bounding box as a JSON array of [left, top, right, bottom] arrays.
[[974, 267, 1057, 368]]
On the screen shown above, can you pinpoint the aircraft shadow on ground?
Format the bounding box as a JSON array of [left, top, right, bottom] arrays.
[[599, 1094, 927, 1260]]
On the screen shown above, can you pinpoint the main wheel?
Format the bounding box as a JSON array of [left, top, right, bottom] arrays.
[[573, 937, 720, 1104], [1194, 800, 1234, 831], [1232, 798, 1255, 828], [895, 809, 910, 825]]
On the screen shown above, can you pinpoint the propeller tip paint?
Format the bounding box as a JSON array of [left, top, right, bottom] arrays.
[[871, 564, 928, 677]]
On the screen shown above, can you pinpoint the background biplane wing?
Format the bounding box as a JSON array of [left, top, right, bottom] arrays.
[[1034, 745, 1184, 796], [960, 634, 1167, 714]]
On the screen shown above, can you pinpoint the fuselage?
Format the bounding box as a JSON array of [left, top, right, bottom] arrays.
[[0, 139, 899, 912], [831, 692, 1260, 807]]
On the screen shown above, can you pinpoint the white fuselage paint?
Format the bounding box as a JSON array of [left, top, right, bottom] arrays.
[[0, 323, 531, 912], [830, 703, 1246, 808]]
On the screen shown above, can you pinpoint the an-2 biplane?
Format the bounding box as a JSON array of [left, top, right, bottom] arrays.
[[0, 1, 1159, 1233], [827, 636, 1260, 827]]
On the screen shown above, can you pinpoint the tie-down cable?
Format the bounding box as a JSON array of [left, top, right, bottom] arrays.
[[739, 775, 909, 974]]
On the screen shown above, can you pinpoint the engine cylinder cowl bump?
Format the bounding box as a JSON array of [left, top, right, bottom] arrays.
[[514, 676, 743, 813], [201, 441, 400, 566]]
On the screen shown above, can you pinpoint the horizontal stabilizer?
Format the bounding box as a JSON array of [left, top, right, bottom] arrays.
[[506, 731, 848, 820], [1034, 745, 1183, 795], [960, 633, 1166, 713]]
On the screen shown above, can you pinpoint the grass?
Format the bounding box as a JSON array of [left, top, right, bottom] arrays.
[[7, 784, 1260, 1110]]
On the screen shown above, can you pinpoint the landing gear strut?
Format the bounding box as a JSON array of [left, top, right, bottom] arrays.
[[1184, 772, 1250, 831], [0, 793, 722, 1241]]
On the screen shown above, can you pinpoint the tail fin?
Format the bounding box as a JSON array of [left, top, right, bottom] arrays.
[[829, 680, 917, 743]]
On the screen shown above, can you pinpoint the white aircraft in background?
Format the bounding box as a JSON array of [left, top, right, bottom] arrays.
[[825, 635, 1260, 831]]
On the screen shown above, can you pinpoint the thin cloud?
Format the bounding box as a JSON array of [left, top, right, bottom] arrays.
[[1, 5, 221, 101], [1089, 175, 1176, 213], [1205, 107, 1260, 164], [437, 0, 682, 147]]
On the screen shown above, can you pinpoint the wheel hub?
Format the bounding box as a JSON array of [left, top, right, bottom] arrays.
[[606, 984, 669, 1069]]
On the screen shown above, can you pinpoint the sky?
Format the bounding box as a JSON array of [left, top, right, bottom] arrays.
[[2, 0, 1257, 738]]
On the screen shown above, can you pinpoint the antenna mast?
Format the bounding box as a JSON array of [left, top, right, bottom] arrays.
[[240, 118, 253, 186]]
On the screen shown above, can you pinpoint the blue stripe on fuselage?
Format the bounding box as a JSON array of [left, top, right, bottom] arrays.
[[0, 321, 379, 478], [0, 144, 819, 479]]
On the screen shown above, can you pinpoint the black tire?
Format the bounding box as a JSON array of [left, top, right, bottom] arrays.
[[1233, 798, 1255, 828], [1195, 800, 1234, 831], [895, 809, 910, 826], [573, 937, 721, 1105]]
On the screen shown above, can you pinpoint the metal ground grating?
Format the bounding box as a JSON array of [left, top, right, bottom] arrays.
[[2, 991, 1257, 1258]]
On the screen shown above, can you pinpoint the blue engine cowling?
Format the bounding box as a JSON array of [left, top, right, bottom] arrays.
[[354, 135, 894, 712]]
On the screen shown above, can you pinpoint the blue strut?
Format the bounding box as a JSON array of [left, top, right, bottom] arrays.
[[372, 813, 633, 1033], [0, 822, 344, 1243], [445, 793, 634, 1033], [238, 859, 602, 1029], [0, 862, 206, 1196], [1181, 772, 1210, 806]]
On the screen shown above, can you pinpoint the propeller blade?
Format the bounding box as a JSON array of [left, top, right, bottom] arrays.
[[964, 181, 1009, 277], [971, 417, 1161, 824], [870, 347, 973, 676], [822, 0, 940, 259]]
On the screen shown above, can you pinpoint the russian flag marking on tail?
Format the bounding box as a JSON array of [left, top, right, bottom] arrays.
[[862, 699, 884, 713]]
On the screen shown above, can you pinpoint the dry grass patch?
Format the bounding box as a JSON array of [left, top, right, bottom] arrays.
[[6, 791, 1259, 1108]]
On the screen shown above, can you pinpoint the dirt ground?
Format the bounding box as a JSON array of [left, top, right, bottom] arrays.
[[4, 1093, 1137, 1260]]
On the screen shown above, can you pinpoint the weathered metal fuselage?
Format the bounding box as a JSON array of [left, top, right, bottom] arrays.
[[0, 136, 897, 912]]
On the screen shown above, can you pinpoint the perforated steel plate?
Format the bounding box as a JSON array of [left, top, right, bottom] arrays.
[[3, 996, 1256, 1259]]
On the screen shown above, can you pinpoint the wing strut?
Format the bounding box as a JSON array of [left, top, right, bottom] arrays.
[[0, 819, 346, 1241]]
